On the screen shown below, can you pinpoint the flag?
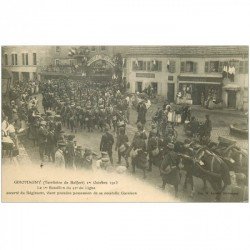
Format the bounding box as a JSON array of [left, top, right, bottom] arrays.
[[167, 60, 170, 71], [122, 58, 126, 66]]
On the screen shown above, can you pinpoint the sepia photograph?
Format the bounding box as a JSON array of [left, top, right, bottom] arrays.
[[1, 45, 248, 202]]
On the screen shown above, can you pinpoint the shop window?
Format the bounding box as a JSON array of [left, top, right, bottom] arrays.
[[33, 53, 37, 65], [168, 76, 174, 81], [22, 53, 28, 65], [11, 54, 18, 65], [4, 54, 8, 65]]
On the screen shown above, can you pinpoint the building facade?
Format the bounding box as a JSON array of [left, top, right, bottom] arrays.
[[1, 46, 57, 82], [124, 46, 248, 110]]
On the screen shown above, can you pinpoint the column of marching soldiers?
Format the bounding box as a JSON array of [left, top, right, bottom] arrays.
[[2, 78, 248, 200]]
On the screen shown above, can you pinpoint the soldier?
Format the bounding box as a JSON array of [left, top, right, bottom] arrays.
[[160, 143, 181, 197], [100, 126, 114, 164], [64, 135, 75, 168], [115, 127, 129, 168], [130, 131, 148, 179], [54, 141, 66, 168], [147, 129, 159, 172], [37, 121, 48, 162], [74, 146, 84, 169], [46, 127, 56, 162]]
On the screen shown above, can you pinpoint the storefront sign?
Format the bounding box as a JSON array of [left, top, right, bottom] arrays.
[[87, 54, 115, 67], [178, 76, 222, 82], [136, 73, 155, 78]]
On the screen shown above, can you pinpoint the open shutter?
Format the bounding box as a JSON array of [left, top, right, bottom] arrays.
[[193, 62, 197, 73], [180, 62, 185, 73], [158, 61, 162, 71], [205, 62, 209, 73]]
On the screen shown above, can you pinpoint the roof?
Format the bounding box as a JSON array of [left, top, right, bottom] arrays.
[[2, 68, 12, 79], [124, 46, 249, 57]]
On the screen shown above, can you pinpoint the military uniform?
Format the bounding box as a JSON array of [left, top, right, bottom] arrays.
[[65, 136, 75, 168], [37, 124, 48, 162], [100, 131, 114, 164]]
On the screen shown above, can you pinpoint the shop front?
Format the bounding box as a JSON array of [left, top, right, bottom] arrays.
[[222, 84, 241, 109], [177, 75, 223, 106]]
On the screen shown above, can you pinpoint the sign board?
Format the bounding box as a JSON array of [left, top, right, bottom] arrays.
[[87, 54, 115, 67], [136, 73, 155, 78]]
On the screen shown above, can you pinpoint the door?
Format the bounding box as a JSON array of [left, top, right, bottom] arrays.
[[167, 83, 175, 102], [151, 82, 158, 94], [136, 82, 142, 93], [228, 91, 236, 108]]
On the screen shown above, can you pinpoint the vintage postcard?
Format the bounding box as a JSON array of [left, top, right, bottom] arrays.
[[1, 46, 248, 202]]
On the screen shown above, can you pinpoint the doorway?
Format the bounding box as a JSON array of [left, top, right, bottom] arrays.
[[151, 82, 158, 95], [167, 83, 175, 102], [136, 82, 142, 93], [227, 91, 236, 108]]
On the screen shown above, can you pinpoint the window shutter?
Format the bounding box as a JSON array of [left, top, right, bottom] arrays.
[[170, 61, 176, 73], [205, 62, 209, 73], [147, 61, 150, 71], [193, 62, 197, 73], [244, 61, 249, 74], [180, 62, 185, 73], [159, 61, 162, 71], [239, 61, 244, 74], [218, 62, 223, 72]]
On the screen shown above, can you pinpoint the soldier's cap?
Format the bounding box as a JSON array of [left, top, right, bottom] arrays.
[[58, 141, 66, 147], [167, 143, 175, 149], [68, 135, 75, 140]]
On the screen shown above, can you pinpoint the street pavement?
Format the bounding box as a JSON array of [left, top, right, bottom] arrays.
[[19, 94, 248, 202]]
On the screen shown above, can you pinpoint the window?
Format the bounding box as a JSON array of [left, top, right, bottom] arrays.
[[33, 53, 37, 65], [239, 61, 248, 74], [181, 61, 197, 73], [55, 59, 60, 66], [56, 46, 61, 52], [4, 54, 8, 65], [11, 54, 18, 65], [133, 60, 162, 72], [168, 76, 174, 81], [205, 61, 219, 73], [91, 46, 95, 51], [101, 46, 106, 51], [22, 53, 28, 65], [168, 60, 176, 73]]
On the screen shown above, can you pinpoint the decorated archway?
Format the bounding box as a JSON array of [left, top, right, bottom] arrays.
[[87, 54, 115, 67]]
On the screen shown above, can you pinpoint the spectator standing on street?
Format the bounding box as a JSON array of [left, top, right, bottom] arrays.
[[203, 114, 212, 139], [55, 141, 66, 168], [37, 121, 48, 162]]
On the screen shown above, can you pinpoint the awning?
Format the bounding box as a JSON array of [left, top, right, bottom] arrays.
[[223, 84, 241, 91]]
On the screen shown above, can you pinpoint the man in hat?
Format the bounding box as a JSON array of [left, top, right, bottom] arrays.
[[147, 128, 160, 172], [160, 143, 180, 197], [100, 126, 114, 164], [46, 127, 56, 162], [55, 141, 66, 168], [115, 127, 129, 168], [37, 121, 48, 162], [65, 134, 75, 168], [203, 114, 212, 139], [74, 146, 84, 169]]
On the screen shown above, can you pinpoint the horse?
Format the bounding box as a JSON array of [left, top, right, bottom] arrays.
[[175, 141, 231, 201]]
